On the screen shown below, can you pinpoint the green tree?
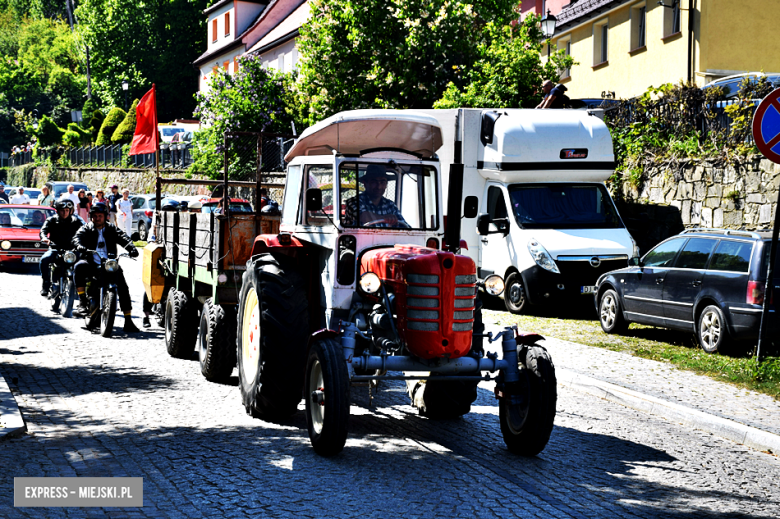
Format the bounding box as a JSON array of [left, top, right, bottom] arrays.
[[434, 16, 574, 108], [95, 106, 125, 145], [112, 98, 137, 144], [294, 0, 520, 126], [33, 114, 64, 146], [75, 0, 209, 121]]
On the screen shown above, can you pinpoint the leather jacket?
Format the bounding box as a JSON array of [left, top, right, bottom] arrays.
[[72, 221, 137, 258], [40, 215, 83, 250]]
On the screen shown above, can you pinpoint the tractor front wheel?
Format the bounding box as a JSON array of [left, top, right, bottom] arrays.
[[500, 344, 557, 456], [305, 338, 350, 456]]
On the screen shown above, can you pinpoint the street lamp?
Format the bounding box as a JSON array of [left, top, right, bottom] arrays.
[[541, 9, 558, 59], [122, 80, 129, 110]]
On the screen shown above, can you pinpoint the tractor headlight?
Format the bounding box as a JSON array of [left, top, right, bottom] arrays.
[[359, 272, 381, 294], [1, 240, 10, 250], [527, 238, 560, 274], [104, 259, 119, 272], [64, 251, 77, 264], [483, 274, 505, 296]]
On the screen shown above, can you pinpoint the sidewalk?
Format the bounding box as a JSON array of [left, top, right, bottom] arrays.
[[482, 314, 780, 455], [0, 374, 25, 440]]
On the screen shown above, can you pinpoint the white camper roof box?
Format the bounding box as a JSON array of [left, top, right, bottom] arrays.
[[479, 109, 615, 183], [285, 109, 443, 161]]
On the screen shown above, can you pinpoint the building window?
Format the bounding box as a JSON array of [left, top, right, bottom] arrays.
[[663, 0, 682, 36], [223, 61, 230, 71], [212, 19, 217, 42], [631, 3, 646, 50], [224, 12, 230, 36], [593, 19, 608, 65], [558, 38, 571, 78]]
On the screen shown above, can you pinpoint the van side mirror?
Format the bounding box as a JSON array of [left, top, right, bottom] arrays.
[[629, 257, 641, 267], [477, 213, 490, 235], [306, 188, 322, 212], [463, 196, 478, 219]]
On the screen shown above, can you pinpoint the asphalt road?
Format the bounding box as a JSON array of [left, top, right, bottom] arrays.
[[1, 259, 779, 518]]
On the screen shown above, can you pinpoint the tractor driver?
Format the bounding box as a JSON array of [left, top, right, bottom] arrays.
[[343, 164, 410, 228]]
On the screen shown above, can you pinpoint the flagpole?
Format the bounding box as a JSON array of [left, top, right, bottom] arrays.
[[153, 85, 161, 241]]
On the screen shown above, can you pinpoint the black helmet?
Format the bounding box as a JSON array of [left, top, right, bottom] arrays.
[[54, 199, 74, 211], [90, 202, 109, 215]]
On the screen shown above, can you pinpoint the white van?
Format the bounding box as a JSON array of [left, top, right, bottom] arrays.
[[425, 108, 638, 314]]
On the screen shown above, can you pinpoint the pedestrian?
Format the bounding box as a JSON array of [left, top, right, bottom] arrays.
[[77, 189, 91, 222], [94, 189, 107, 205], [87, 192, 94, 207], [37, 186, 54, 206], [0, 184, 9, 203], [107, 184, 121, 225], [536, 80, 567, 109], [10, 187, 30, 204], [118, 188, 134, 236], [60, 184, 80, 205]]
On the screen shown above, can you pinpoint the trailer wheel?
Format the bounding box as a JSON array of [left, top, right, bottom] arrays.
[[198, 299, 237, 381], [238, 254, 309, 418], [305, 337, 350, 456], [504, 272, 528, 314], [165, 289, 198, 358], [500, 344, 557, 456], [407, 300, 484, 419]]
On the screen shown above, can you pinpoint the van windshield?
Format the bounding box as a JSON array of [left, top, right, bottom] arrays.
[[507, 183, 623, 229]]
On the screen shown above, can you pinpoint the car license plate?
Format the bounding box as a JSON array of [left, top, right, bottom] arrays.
[[580, 285, 596, 294], [22, 256, 41, 263]]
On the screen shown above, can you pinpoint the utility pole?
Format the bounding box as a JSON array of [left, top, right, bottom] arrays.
[[65, 0, 92, 100]]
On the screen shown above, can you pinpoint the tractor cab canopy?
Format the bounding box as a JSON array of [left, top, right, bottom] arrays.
[[285, 110, 443, 160]]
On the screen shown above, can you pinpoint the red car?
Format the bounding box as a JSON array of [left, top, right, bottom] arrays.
[[0, 205, 56, 265], [200, 198, 254, 213]]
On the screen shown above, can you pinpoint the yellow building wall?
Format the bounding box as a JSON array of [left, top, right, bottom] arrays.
[[552, 1, 691, 100], [698, 0, 780, 78]]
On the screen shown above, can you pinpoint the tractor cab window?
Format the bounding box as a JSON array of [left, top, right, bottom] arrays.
[[305, 164, 336, 227], [338, 162, 438, 230]]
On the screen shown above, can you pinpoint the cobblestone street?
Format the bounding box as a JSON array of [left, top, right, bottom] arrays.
[[2, 260, 780, 518]]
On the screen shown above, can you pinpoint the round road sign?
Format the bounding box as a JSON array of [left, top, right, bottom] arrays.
[[752, 88, 780, 164]]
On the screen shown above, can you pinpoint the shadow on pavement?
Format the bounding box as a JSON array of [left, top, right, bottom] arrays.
[[0, 307, 70, 340]]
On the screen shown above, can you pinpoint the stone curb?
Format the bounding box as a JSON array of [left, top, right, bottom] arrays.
[[557, 368, 780, 454], [0, 375, 26, 440]]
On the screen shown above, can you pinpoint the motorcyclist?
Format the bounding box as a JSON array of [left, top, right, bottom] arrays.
[[39, 200, 83, 297], [72, 202, 141, 333]]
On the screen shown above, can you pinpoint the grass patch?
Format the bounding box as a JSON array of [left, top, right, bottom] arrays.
[[133, 241, 147, 248], [486, 308, 780, 401]]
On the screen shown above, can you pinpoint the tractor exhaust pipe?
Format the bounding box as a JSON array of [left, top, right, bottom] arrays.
[[444, 109, 464, 253]]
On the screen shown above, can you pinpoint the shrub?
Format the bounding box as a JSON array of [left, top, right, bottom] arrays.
[[95, 107, 126, 146], [88, 109, 105, 142], [62, 130, 81, 147], [111, 99, 138, 144], [82, 98, 99, 120], [35, 115, 65, 146], [66, 123, 91, 146]]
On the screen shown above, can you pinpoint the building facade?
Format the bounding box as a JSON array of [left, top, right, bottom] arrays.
[[524, 0, 780, 100]]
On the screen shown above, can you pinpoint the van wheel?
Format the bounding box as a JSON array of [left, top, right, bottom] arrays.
[[599, 289, 629, 334], [698, 305, 729, 354], [137, 221, 148, 242], [504, 272, 527, 314]]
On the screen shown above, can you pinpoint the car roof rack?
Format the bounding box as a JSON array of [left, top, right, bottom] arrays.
[[681, 227, 763, 239]]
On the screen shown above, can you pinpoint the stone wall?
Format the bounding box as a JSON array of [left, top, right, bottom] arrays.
[[619, 156, 780, 231]]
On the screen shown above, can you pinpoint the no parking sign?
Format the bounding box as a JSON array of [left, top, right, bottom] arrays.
[[751, 88, 780, 361], [753, 88, 780, 163]]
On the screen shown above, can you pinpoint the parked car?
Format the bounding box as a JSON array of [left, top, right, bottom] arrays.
[[130, 194, 166, 241], [0, 205, 56, 265], [595, 228, 778, 353], [8, 187, 41, 202], [200, 198, 253, 213], [45, 181, 89, 200], [702, 72, 780, 99]]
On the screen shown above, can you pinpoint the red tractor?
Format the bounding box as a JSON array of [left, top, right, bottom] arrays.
[[236, 110, 557, 456]]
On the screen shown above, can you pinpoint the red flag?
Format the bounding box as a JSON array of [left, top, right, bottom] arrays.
[[129, 85, 158, 156]]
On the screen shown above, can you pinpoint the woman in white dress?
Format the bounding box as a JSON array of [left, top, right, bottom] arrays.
[[118, 188, 134, 236]]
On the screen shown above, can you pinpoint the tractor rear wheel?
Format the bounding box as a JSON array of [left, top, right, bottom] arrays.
[[305, 337, 350, 456], [500, 344, 557, 456], [198, 299, 237, 381], [237, 254, 309, 418]]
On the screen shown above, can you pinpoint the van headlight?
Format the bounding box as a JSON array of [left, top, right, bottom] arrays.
[[105, 259, 119, 272], [528, 238, 560, 274], [483, 274, 505, 296], [64, 251, 77, 264]]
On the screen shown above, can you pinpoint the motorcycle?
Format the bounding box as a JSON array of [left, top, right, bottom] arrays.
[[83, 251, 135, 337], [48, 248, 78, 317]]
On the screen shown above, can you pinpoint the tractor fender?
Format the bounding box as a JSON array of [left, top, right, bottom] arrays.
[[516, 333, 545, 345], [250, 234, 312, 258], [306, 328, 341, 356]]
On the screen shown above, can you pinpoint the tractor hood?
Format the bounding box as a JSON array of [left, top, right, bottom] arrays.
[[285, 110, 443, 160]]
